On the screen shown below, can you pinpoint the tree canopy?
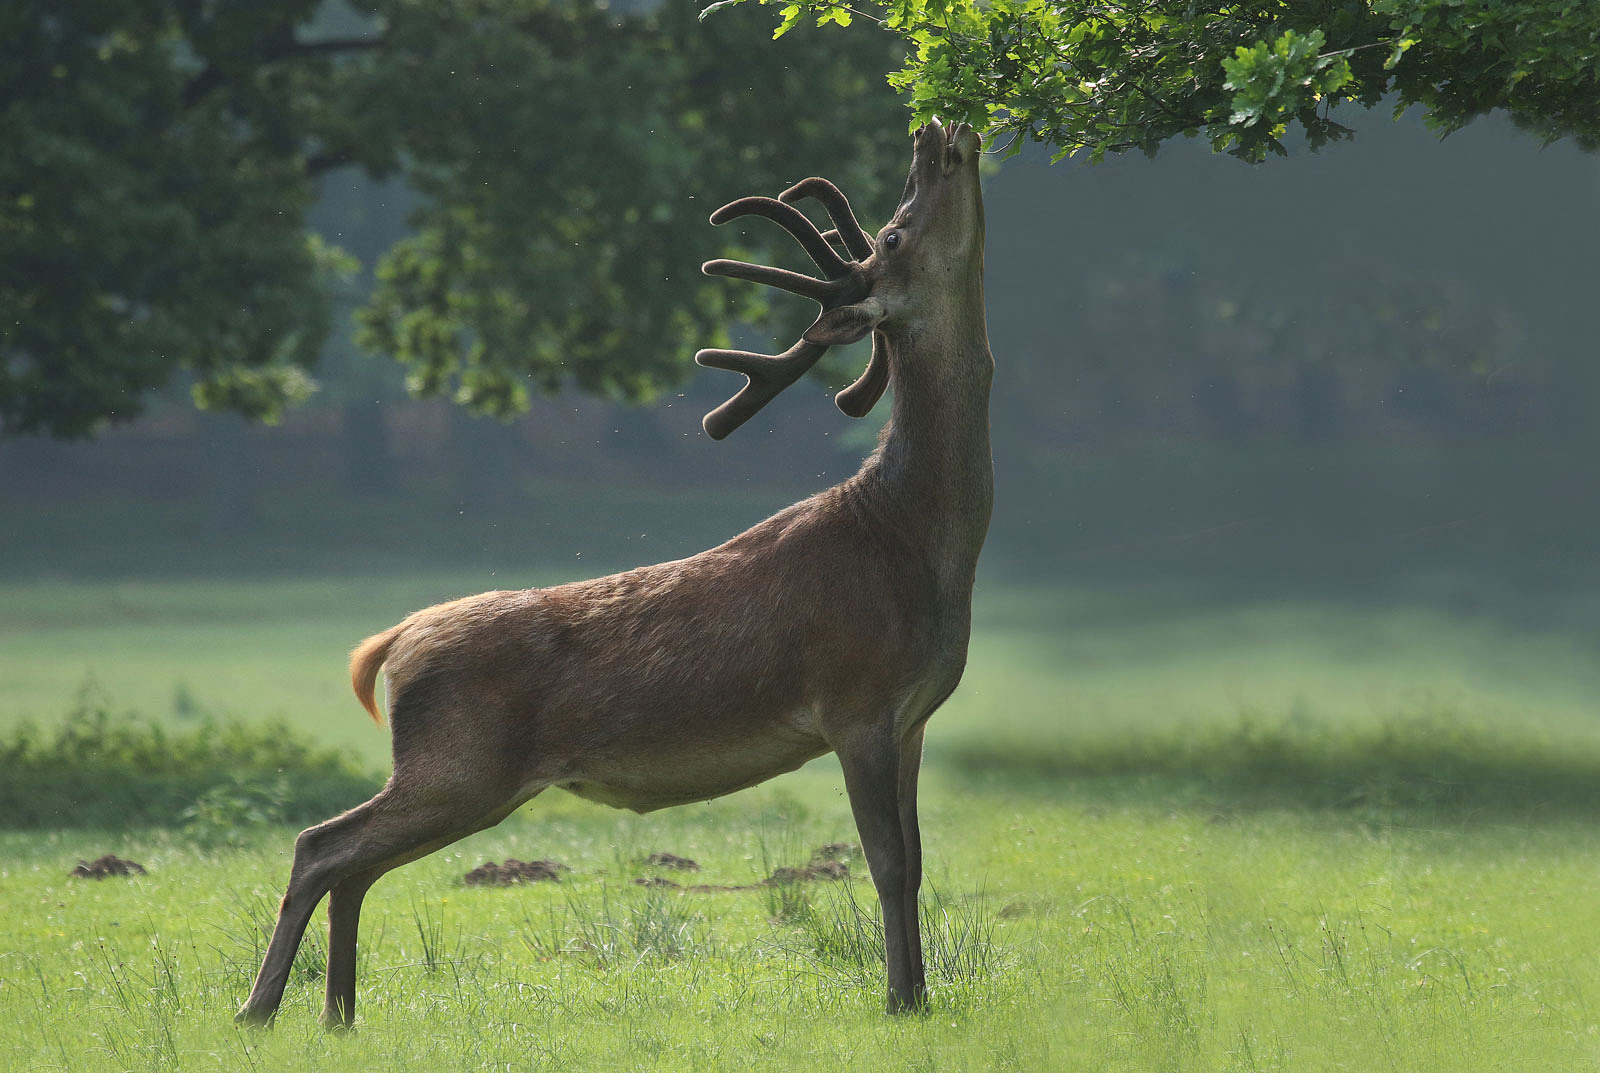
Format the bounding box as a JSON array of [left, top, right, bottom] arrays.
[[2, 0, 903, 437], [8, 1, 1597, 438], [719, 0, 1600, 162]]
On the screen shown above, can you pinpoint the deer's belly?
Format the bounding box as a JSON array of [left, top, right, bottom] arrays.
[[551, 717, 830, 814]]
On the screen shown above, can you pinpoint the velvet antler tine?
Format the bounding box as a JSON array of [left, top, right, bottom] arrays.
[[696, 341, 830, 440], [805, 228, 866, 265], [697, 176, 882, 436], [694, 347, 791, 379], [834, 333, 891, 418], [709, 196, 851, 277], [702, 379, 780, 441], [779, 178, 875, 262], [702, 259, 834, 302]]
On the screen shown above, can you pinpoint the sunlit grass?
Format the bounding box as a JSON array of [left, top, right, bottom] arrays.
[[3, 572, 1600, 1069], [3, 776, 1600, 1071]]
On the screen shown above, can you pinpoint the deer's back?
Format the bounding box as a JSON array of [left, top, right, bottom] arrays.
[[375, 488, 967, 810]]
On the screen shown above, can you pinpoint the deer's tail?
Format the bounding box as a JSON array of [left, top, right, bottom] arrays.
[[349, 624, 405, 725]]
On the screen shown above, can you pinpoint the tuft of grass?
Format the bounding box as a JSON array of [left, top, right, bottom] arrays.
[[518, 882, 714, 969], [409, 895, 456, 976], [779, 877, 883, 984], [772, 877, 1011, 1004], [921, 884, 1011, 994], [221, 888, 328, 986]]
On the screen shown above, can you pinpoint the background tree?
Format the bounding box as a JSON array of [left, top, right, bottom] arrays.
[[0, 0, 904, 437], [720, 0, 1600, 161]]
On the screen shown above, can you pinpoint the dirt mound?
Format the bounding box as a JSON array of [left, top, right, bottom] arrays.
[[464, 844, 858, 891], [633, 875, 686, 888], [632, 846, 854, 892], [767, 843, 857, 883], [767, 859, 849, 884], [763, 843, 857, 882], [70, 854, 146, 879], [463, 858, 568, 885]]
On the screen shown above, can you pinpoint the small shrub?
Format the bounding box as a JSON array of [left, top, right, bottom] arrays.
[[171, 680, 200, 720], [180, 775, 292, 848], [0, 680, 380, 830]]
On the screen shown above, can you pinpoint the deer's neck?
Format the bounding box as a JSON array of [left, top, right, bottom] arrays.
[[853, 323, 994, 593]]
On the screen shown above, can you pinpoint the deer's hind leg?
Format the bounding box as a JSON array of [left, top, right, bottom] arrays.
[[320, 866, 382, 1029], [319, 789, 535, 1027], [237, 745, 541, 1027]]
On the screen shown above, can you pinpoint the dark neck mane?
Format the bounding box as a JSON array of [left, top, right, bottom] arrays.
[[847, 324, 994, 591]]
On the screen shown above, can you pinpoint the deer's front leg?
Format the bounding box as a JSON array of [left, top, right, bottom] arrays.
[[838, 727, 928, 1013], [896, 726, 928, 1000]]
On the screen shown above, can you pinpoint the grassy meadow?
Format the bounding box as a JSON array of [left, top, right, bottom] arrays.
[[3, 568, 1600, 1070]]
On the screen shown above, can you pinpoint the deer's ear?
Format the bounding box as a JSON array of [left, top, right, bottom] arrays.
[[803, 298, 886, 346]]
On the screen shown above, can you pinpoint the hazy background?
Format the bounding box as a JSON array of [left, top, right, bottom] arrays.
[[3, 103, 1597, 768]]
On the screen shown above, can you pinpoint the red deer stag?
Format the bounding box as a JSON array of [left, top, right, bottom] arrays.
[[236, 117, 992, 1027]]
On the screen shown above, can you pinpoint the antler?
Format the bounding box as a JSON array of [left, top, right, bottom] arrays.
[[697, 179, 878, 440], [709, 196, 851, 278], [778, 177, 875, 262], [696, 340, 830, 441]]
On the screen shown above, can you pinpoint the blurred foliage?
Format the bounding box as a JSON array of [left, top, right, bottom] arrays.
[[179, 773, 295, 848], [946, 701, 1600, 816], [0, 0, 342, 436], [0, 680, 379, 829], [722, 0, 1600, 162], [1, 0, 904, 437], [997, 252, 1537, 448]]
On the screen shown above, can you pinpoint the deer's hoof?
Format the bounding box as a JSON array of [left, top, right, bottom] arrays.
[[234, 1005, 275, 1028], [885, 986, 930, 1016]]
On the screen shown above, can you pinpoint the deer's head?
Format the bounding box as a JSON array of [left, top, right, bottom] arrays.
[[697, 118, 985, 439]]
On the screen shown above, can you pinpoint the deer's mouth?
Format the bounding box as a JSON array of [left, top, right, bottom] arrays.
[[946, 123, 980, 169], [916, 118, 981, 176]]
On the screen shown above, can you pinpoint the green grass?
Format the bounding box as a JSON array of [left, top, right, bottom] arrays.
[[2, 572, 1600, 1070], [4, 780, 1599, 1071]]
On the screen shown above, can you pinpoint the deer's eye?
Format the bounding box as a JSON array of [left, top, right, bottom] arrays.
[[882, 230, 902, 250]]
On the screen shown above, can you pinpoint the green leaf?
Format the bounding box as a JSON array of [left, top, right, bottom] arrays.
[[775, 4, 804, 37]]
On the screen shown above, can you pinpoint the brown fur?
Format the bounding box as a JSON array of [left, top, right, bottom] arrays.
[[237, 119, 993, 1029]]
